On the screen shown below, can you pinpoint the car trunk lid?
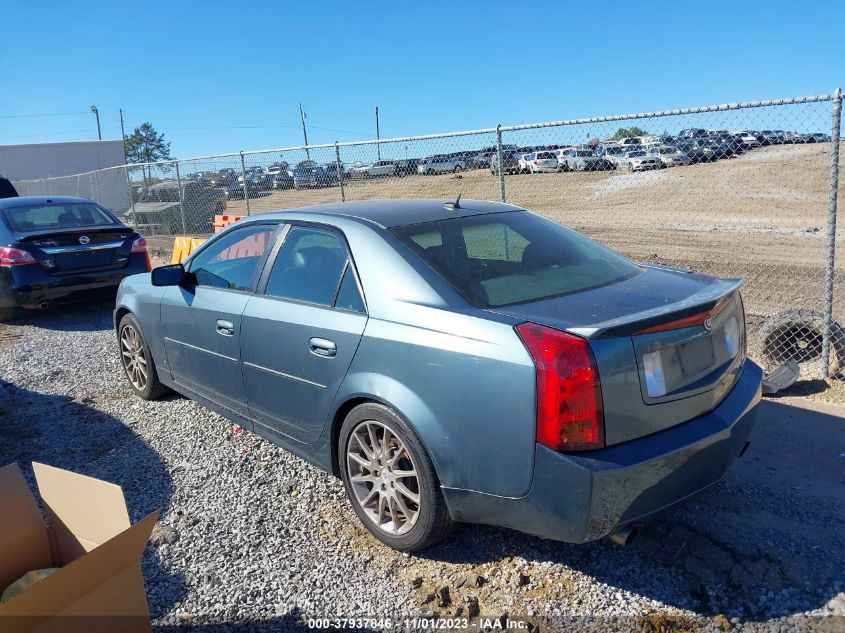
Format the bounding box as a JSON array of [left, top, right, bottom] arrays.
[[490, 265, 747, 445], [20, 227, 135, 274]]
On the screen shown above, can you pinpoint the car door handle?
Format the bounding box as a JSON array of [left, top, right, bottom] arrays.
[[216, 320, 235, 336], [309, 337, 337, 358]]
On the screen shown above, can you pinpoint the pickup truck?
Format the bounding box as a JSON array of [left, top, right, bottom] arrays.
[[125, 180, 226, 234]]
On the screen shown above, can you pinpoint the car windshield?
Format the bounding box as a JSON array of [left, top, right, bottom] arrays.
[[3, 202, 117, 232], [627, 151, 647, 157], [390, 211, 641, 308]]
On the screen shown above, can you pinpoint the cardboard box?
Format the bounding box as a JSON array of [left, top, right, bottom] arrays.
[[0, 462, 159, 633]]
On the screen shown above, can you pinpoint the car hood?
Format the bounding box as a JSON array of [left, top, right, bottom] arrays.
[[485, 264, 743, 337]]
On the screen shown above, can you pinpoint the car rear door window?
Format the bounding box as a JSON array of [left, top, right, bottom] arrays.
[[188, 223, 277, 291], [264, 226, 353, 308], [334, 266, 365, 313]]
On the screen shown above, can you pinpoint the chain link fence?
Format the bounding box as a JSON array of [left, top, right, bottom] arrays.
[[11, 91, 844, 379]]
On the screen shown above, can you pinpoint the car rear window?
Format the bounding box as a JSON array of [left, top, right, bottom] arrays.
[[390, 211, 641, 308], [3, 202, 118, 232], [536, 152, 556, 159]]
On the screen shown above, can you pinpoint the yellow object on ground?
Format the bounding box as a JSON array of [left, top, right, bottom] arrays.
[[171, 237, 207, 264], [2, 568, 58, 602]]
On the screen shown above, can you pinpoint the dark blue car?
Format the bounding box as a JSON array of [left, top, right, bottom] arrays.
[[0, 196, 150, 320]]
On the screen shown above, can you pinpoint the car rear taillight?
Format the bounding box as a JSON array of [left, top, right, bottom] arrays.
[[516, 322, 604, 451], [130, 237, 152, 271], [130, 237, 148, 253], [0, 246, 37, 267]]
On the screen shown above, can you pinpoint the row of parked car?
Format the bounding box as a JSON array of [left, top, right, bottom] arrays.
[[491, 128, 833, 174], [186, 157, 425, 196], [181, 127, 832, 193]]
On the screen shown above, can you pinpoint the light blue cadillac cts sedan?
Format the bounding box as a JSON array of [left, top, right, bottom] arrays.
[[115, 199, 761, 551]]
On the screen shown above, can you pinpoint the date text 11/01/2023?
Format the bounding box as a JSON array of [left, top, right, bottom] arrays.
[[306, 617, 531, 629]]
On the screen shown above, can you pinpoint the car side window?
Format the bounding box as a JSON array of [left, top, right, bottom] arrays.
[[335, 266, 365, 313], [264, 226, 360, 309], [188, 224, 277, 291]]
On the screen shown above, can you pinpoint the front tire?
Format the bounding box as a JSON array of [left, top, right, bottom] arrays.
[[118, 314, 169, 400], [339, 403, 453, 552]]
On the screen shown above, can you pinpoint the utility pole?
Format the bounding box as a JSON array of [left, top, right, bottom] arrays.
[[375, 106, 381, 160], [119, 109, 127, 156], [299, 104, 310, 159], [90, 105, 101, 140]]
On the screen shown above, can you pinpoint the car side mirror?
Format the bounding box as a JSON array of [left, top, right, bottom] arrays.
[[151, 263, 186, 286]]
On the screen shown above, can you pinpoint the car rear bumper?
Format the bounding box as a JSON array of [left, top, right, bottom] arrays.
[[0, 255, 149, 309], [442, 358, 762, 543]]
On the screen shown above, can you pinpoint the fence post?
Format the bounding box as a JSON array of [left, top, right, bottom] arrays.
[[335, 142, 345, 202], [94, 171, 101, 203], [43, 177, 49, 196], [124, 165, 136, 220], [76, 175, 80, 197], [240, 151, 251, 216], [174, 161, 188, 235], [822, 87, 842, 377], [496, 124, 506, 202]]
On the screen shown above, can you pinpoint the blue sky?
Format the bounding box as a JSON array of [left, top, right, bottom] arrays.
[[2, 1, 843, 159]]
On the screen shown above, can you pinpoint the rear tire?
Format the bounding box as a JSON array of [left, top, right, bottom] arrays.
[[118, 313, 170, 400], [339, 403, 454, 552]]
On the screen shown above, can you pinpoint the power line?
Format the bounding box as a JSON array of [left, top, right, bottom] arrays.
[[0, 111, 90, 119], [158, 123, 371, 137], [3, 127, 122, 140]]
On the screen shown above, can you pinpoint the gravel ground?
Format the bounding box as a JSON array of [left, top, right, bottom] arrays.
[[1, 302, 843, 632]]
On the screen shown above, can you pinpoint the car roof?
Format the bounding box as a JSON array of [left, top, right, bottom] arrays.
[[252, 199, 523, 229], [0, 195, 95, 209]]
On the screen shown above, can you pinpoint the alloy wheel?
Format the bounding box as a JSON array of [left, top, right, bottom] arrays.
[[120, 324, 148, 390], [346, 420, 421, 536]]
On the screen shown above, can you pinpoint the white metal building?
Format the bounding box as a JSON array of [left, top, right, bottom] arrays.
[[0, 140, 130, 213]]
